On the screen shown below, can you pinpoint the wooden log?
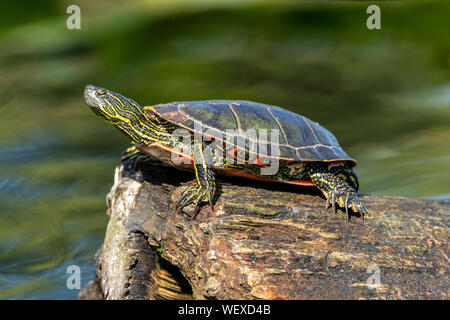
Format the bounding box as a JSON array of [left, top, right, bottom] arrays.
[[78, 160, 449, 300]]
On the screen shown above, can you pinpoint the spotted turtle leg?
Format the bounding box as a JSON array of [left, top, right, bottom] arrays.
[[176, 144, 216, 218], [308, 164, 368, 220]]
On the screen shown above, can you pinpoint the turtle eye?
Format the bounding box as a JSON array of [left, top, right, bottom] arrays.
[[96, 89, 107, 97]]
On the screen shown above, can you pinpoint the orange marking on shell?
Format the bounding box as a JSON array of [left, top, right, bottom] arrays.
[[286, 179, 315, 186], [218, 168, 278, 182], [227, 146, 239, 160], [137, 143, 193, 161], [251, 154, 270, 168], [218, 168, 314, 186]]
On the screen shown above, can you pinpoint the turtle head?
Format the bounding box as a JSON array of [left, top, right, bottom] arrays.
[[84, 84, 152, 143]]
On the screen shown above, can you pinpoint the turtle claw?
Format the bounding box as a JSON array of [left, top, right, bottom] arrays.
[[176, 184, 214, 218], [208, 195, 214, 212], [193, 197, 203, 219], [176, 186, 197, 215], [325, 197, 331, 210], [325, 188, 367, 220], [325, 194, 338, 214], [332, 194, 337, 214]]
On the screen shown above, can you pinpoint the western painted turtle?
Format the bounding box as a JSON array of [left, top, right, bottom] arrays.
[[84, 85, 367, 219]]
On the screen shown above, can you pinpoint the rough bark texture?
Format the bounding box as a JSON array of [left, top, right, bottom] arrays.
[[78, 160, 449, 300]]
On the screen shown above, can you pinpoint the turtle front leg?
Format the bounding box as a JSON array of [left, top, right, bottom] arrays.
[[121, 145, 152, 169], [308, 165, 368, 220], [176, 144, 216, 218]]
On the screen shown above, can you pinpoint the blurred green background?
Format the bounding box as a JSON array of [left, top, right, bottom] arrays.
[[0, 0, 449, 299]]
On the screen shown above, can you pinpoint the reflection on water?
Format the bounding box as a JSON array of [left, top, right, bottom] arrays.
[[0, 1, 449, 299]]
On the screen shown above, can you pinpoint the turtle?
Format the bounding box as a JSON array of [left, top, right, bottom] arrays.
[[84, 84, 368, 220]]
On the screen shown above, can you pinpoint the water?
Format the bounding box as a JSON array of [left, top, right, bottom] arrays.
[[0, 0, 449, 299]]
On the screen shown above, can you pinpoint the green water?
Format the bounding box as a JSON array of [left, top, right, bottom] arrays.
[[0, 1, 449, 299]]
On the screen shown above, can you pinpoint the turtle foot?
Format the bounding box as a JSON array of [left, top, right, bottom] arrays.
[[325, 188, 368, 220], [176, 184, 214, 219]]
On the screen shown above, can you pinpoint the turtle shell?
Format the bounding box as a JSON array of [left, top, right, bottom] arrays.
[[144, 100, 356, 166]]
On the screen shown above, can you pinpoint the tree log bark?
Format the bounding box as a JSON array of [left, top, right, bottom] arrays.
[[79, 160, 449, 300]]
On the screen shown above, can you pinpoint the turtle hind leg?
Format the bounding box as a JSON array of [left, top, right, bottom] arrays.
[[308, 164, 368, 220]]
